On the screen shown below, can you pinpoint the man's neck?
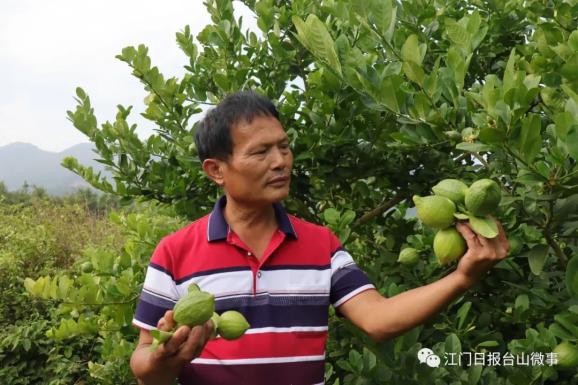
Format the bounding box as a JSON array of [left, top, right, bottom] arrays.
[[223, 196, 277, 235]]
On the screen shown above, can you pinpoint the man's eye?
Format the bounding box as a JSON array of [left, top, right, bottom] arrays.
[[254, 149, 267, 155]]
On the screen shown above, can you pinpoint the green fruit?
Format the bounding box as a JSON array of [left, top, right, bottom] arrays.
[[433, 228, 467, 265], [465, 179, 502, 216], [432, 179, 469, 204], [413, 195, 456, 229], [554, 342, 578, 369], [173, 291, 215, 327], [398, 248, 420, 265], [218, 310, 250, 340], [188, 283, 201, 294], [80, 262, 93, 273]]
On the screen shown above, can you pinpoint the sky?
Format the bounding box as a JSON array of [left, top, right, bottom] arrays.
[[0, 0, 255, 152]]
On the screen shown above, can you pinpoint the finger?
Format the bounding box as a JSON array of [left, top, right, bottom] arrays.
[[476, 232, 492, 249], [156, 310, 175, 332], [456, 222, 482, 249], [179, 325, 207, 359], [163, 310, 176, 331], [489, 219, 510, 256], [161, 325, 191, 356]]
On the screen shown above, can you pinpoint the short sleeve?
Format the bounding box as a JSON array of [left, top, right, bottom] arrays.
[[132, 238, 180, 330], [329, 231, 375, 309]]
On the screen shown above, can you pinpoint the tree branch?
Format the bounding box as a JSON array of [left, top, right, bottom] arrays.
[[354, 193, 408, 227]]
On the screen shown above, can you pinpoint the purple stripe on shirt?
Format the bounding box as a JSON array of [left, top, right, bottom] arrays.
[[216, 303, 329, 329], [134, 298, 171, 328], [330, 268, 372, 306], [135, 298, 330, 330], [179, 359, 325, 385]]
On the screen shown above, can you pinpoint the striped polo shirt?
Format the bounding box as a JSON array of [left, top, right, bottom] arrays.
[[133, 196, 375, 385]]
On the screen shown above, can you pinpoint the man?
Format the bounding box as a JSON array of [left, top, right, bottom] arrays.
[[130, 91, 509, 385]]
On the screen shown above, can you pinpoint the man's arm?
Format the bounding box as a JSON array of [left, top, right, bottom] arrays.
[[130, 310, 213, 385], [338, 221, 509, 342]]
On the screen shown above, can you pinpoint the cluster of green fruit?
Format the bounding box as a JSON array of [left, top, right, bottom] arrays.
[[150, 283, 250, 350], [399, 178, 502, 265]]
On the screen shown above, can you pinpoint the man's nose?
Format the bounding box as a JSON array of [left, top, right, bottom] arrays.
[[271, 147, 290, 170]]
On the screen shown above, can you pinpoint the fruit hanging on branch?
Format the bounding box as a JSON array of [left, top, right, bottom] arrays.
[[397, 247, 420, 266], [406, 178, 503, 265], [412, 195, 456, 229]]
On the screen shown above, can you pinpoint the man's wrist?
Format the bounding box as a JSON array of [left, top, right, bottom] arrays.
[[450, 270, 479, 292]]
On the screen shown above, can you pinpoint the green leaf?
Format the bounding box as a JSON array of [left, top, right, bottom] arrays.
[[447, 47, 468, 90], [323, 208, 340, 225], [476, 340, 499, 348], [292, 15, 342, 76], [444, 333, 462, 354], [525, 245, 549, 276], [514, 294, 529, 315], [446, 19, 470, 49], [24, 277, 35, 294], [549, 323, 575, 340], [363, 347, 377, 372], [566, 256, 578, 299], [402, 61, 425, 86], [378, 75, 404, 113], [468, 363, 483, 385], [454, 212, 469, 220], [340, 210, 356, 227], [568, 30, 578, 52], [456, 142, 492, 152], [517, 114, 542, 163], [503, 49, 517, 94], [479, 127, 506, 144], [352, 0, 395, 40], [469, 216, 498, 238], [456, 301, 472, 330], [401, 34, 422, 65], [554, 313, 578, 338]]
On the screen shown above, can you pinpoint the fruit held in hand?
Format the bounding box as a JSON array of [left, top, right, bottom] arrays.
[[218, 310, 250, 340], [413, 195, 456, 229], [173, 291, 215, 327], [398, 248, 420, 265], [465, 179, 501, 216], [433, 227, 467, 264], [553, 341, 578, 369], [432, 179, 469, 204], [188, 283, 201, 293]]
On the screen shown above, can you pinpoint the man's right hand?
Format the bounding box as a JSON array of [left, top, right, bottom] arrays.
[[130, 310, 214, 385], [151, 310, 214, 364]]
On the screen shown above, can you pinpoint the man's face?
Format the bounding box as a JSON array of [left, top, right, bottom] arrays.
[[220, 114, 293, 205]]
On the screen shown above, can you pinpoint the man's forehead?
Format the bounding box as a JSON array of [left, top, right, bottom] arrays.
[[231, 116, 287, 143]]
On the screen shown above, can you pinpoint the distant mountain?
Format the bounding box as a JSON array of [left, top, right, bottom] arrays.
[[0, 142, 110, 195]]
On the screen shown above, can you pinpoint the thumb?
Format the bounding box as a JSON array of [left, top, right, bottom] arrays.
[[157, 310, 176, 332]]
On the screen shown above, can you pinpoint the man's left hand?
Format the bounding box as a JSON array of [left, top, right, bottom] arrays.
[[454, 219, 510, 289]]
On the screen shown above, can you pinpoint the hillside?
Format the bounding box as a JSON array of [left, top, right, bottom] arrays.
[[0, 142, 109, 195]]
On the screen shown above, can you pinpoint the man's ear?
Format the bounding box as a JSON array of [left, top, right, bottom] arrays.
[[202, 158, 224, 186]]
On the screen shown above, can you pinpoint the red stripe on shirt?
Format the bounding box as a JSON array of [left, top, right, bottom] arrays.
[[199, 330, 328, 360]]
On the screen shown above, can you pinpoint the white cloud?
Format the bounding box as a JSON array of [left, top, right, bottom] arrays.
[[0, 0, 226, 152]]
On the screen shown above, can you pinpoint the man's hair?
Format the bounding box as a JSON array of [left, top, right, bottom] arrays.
[[194, 90, 280, 162]]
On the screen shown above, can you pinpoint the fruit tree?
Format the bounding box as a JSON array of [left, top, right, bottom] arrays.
[[24, 0, 578, 383]]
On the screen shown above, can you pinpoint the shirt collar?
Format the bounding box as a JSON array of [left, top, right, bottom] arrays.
[[207, 196, 298, 242]]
